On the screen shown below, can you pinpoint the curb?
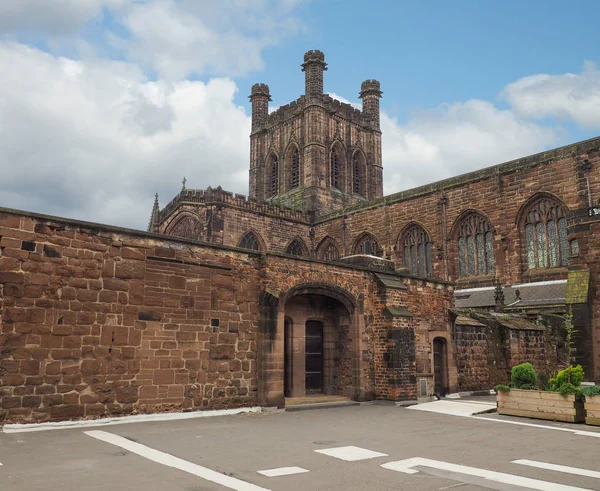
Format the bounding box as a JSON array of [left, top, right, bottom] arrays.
[[2, 406, 262, 434]]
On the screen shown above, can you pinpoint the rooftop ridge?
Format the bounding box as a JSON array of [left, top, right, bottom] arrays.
[[158, 186, 311, 223], [316, 134, 600, 222]]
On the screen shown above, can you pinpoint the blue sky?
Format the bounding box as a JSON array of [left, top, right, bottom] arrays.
[[0, 0, 599, 228]]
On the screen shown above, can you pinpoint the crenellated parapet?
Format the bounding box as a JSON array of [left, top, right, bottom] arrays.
[[158, 186, 311, 224]]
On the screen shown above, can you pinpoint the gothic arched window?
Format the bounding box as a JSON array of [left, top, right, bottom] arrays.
[[167, 215, 202, 240], [286, 239, 306, 256], [317, 238, 340, 261], [239, 231, 261, 251], [330, 147, 341, 189], [524, 197, 569, 269], [352, 153, 364, 196], [402, 225, 432, 277], [291, 147, 300, 189], [269, 154, 279, 197], [457, 213, 495, 277], [353, 233, 381, 256]]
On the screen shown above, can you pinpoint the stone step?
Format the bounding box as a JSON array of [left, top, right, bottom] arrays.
[[285, 396, 359, 412]]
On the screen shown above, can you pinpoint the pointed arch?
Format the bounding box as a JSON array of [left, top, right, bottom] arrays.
[[352, 232, 382, 256], [330, 140, 346, 191], [451, 210, 496, 277], [285, 237, 308, 257], [517, 193, 570, 269], [284, 141, 301, 191], [238, 230, 265, 252], [266, 151, 279, 197], [351, 149, 367, 197], [398, 222, 433, 277], [316, 236, 341, 261], [164, 212, 202, 240]]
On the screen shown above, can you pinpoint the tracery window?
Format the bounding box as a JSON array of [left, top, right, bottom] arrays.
[[291, 147, 300, 189], [317, 239, 340, 261], [354, 234, 381, 256], [167, 215, 202, 240], [286, 239, 306, 256], [239, 232, 260, 251], [457, 214, 495, 277], [269, 155, 278, 197], [330, 147, 341, 189], [524, 197, 569, 269], [402, 225, 432, 277]]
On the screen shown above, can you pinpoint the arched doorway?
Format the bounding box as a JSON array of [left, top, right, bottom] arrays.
[[433, 338, 448, 397], [282, 288, 357, 399]]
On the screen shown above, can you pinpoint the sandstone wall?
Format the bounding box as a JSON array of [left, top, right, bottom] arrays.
[[0, 208, 455, 423]]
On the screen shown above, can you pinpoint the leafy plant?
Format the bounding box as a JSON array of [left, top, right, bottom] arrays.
[[557, 382, 583, 400], [510, 362, 538, 389], [494, 384, 510, 393], [549, 365, 584, 391], [580, 385, 600, 397]]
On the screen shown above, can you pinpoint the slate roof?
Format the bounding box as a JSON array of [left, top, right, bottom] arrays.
[[454, 280, 567, 309]]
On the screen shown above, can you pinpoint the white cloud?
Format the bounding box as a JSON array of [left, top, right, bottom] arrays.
[[111, 0, 307, 79], [502, 61, 600, 129], [0, 0, 127, 36], [329, 93, 559, 195], [381, 100, 559, 194], [0, 42, 250, 229]]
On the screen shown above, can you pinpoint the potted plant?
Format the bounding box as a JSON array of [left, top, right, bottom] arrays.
[[495, 363, 585, 423], [581, 386, 600, 426]]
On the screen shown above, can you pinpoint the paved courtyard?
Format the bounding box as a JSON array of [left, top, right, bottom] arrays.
[[1, 401, 600, 490]]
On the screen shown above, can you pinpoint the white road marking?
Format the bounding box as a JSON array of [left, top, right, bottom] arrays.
[[85, 430, 270, 491], [3, 406, 262, 433], [314, 445, 388, 461], [471, 415, 600, 438], [513, 460, 600, 479], [382, 457, 592, 491], [408, 400, 495, 416], [257, 467, 309, 477]]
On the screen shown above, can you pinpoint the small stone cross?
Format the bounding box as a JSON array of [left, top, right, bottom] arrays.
[[182, 177, 187, 190]]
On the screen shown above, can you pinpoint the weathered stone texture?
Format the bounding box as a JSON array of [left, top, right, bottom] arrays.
[[0, 210, 454, 423]]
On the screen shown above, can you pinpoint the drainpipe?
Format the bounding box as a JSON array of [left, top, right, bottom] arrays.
[[583, 159, 593, 209], [440, 196, 449, 281]]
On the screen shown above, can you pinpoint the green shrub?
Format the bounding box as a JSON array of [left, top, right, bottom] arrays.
[[510, 362, 538, 389], [549, 365, 584, 391], [557, 382, 583, 400], [580, 385, 600, 397], [494, 384, 510, 393]]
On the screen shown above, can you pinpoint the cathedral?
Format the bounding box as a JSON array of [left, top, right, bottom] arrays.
[[151, 50, 600, 397], [2, 51, 600, 424]]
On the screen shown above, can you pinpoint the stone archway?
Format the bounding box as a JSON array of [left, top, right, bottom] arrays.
[[258, 284, 363, 408]]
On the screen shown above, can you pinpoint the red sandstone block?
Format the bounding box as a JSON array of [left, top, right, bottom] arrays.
[[153, 370, 175, 385], [115, 261, 144, 280], [0, 272, 24, 284], [2, 397, 22, 409]]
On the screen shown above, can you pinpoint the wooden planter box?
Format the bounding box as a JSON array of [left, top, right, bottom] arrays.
[[585, 395, 600, 426], [497, 389, 585, 423]]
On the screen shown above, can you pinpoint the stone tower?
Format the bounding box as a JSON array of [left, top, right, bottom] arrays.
[[248, 50, 383, 218]]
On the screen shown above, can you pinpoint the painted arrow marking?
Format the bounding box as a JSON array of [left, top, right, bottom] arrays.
[[382, 457, 592, 491]]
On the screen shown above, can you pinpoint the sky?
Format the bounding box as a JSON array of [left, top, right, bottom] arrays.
[[1, 0, 600, 230]]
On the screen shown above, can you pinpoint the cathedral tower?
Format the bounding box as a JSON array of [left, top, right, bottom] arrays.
[[249, 50, 383, 217]]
